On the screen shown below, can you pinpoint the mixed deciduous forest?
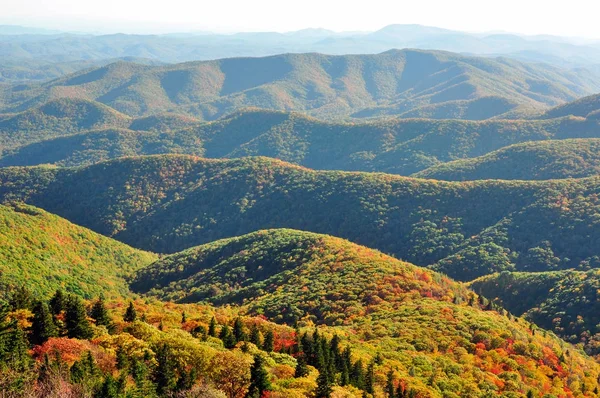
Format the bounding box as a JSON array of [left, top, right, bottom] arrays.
[[3, 21, 600, 398]]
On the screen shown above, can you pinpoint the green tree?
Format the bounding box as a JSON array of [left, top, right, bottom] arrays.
[[295, 353, 309, 378], [123, 302, 137, 322], [250, 324, 261, 346], [219, 324, 236, 349], [263, 330, 274, 352], [152, 343, 176, 395], [49, 289, 66, 316], [208, 317, 218, 337], [233, 317, 247, 342], [386, 369, 395, 398], [30, 300, 57, 346], [315, 368, 332, 398], [65, 295, 93, 339], [96, 374, 119, 398], [246, 355, 271, 398], [90, 298, 112, 329]]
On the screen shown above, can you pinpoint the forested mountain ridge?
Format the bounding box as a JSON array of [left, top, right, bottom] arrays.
[[470, 270, 600, 358], [414, 138, 600, 180], [2, 49, 600, 120], [0, 202, 157, 298], [1, 155, 599, 281], [130, 228, 468, 324], [3, 104, 600, 177]]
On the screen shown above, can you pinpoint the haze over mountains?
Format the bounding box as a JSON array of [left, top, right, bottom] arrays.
[[5, 18, 600, 398]]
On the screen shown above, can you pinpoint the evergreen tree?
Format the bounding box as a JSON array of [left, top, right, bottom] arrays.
[[176, 367, 197, 392], [208, 317, 217, 337], [181, 312, 187, 324], [96, 374, 118, 398], [64, 295, 93, 339], [123, 302, 137, 322], [152, 343, 176, 395], [233, 317, 247, 342], [246, 355, 271, 398], [365, 360, 375, 395], [526, 391, 534, 398], [386, 370, 395, 398], [315, 368, 332, 398], [30, 300, 57, 346], [9, 286, 33, 310], [263, 330, 274, 352], [350, 359, 365, 390], [49, 289, 65, 315], [295, 353, 309, 378], [115, 345, 129, 370], [5, 320, 31, 371], [250, 324, 262, 346], [219, 324, 236, 349], [90, 298, 112, 330]]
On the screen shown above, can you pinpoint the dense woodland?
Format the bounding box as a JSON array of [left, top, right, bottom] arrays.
[[3, 39, 600, 397]]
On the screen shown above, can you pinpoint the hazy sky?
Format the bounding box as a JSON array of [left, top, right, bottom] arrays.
[[3, 0, 600, 38]]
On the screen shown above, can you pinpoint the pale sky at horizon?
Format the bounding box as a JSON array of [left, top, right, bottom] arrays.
[[2, 0, 600, 39]]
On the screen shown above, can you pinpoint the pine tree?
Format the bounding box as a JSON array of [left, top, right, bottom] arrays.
[[208, 317, 217, 337], [64, 295, 93, 339], [219, 324, 236, 348], [263, 330, 274, 352], [386, 370, 395, 398], [30, 300, 57, 346], [116, 345, 129, 370], [526, 391, 534, 398], [9, 286, 33, 310], [5, 320, 31, 371], [295, 353, 309, 378], [365, 360, 375, 395], [152, 343, 176, 395], [181, 312, 187, 324], [123, 302, 137, 322], [350, 359, 365, 390], [90, 298, 112, 330], [246, 355, 271, 398], [250, 324, 261, 346], [96, 374, 118, 398], [315, 368, 332, 398], [49, 289, 65, 315], [233, 317, 247, 342], [176, 368, 197, 392]]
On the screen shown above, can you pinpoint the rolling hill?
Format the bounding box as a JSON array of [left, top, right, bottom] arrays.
[[414, 138, 600, 180], [470, 270, 600, 357], [3, 106, 600, 176], [130, 228, 467, 324], [0, 202, 157, 298], [543, 93, 600, 119], [2, 49, 600, 120], [1, 155, 599, 281]]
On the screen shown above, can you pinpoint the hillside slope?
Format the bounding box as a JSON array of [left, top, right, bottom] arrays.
[[131, 229, 466, 324], [1, 155, 599, 281], [0, 202, 157, 298], [470, 270, 600, 357], [3, 107, 600, 176], [414, 138, 600, 180], [2, 50, 599, 120], [543, 93, 600, 119]]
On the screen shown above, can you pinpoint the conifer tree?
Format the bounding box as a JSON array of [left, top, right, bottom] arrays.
[[152, 343, 176, 395], [90, 298, 112, 331], [49, 289, 65, 315], [181, 312, 187, 324], [208, 317, 218, 337], [233, 317, 247, 342], [295, 353, 309, 378], [123, 302, 137, 322], [365, 360, 375, 395], [219, 324, 236, 348], [115, 345, 129, 370], [263, 329, 274, 352], [64, 295, 93, 339], [9, 286, 33, 310], [351, 359, 365, 390], [386, 370, 395, 398], [250, 324, 261, 346], [246, 355, 271, 398], [30, 300, 58, 346], [316, 368, 332, 398], [96, 374, 119, 398]]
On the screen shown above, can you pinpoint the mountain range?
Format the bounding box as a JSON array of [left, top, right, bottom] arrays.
[[2, 50, 600, 121]]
